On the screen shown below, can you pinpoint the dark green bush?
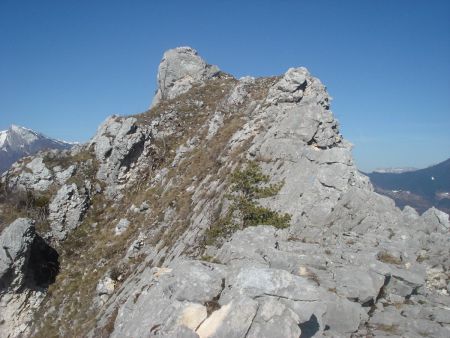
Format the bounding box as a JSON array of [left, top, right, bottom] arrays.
[[206, 161, 291, 245]]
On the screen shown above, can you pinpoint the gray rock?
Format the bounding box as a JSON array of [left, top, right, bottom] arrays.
[[196, 297, 259, 338], [109, 260, 226, 338], [89, 115, 152, 199], [95, 276, 116, 307], [421, 207, 450, 233], [226, 76, 254, 106], [333, 266, 385, 304], [246, 298, 301, 338], [0, 218, 35, 292], [7, 157, 53, 192], [221, 266, 321, 303], [0, 218, 59, 338], [266, 67, 307, 104], [48, 183, 90, 240], [207, 111, 224, 140], [322, 294, 369, 334], [247, 67, 370, 227], [115, 218, 130, 236], [139, 201, 150, 212], [151, 46, 220, 107], [96, 276, 116, 296], [55, 164, 77, 184]]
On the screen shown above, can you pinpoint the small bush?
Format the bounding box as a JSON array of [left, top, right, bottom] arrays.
[[206, 161, 291, 244]]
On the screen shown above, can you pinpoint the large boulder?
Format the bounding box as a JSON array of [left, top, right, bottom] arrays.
[[0, 218, 59, 338], [0, 218, 35, 292], [6, 157, 53, 192], [89, 116, 152, 199], [48, 183, 91, 240], [151, 46, 220, 107]]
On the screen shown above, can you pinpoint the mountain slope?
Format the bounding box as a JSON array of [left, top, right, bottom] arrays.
[[368, 158, 450, 214], [0, 47, 449, 338], [0, 125, 73, 174]]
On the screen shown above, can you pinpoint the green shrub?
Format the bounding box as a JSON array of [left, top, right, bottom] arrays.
[[206, 161, 291, 244]]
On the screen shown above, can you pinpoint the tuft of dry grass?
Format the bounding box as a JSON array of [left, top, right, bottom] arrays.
[[377, 251, 402, 265]]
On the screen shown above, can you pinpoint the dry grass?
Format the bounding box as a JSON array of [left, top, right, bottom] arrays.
[[377, 251, 402, 265], [372, 324, 400, 334]]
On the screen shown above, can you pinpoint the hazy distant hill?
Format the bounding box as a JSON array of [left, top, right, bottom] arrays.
[[367, 158, 450, 214], [372, 167, 418, 174], [0, 125, 74, 173]]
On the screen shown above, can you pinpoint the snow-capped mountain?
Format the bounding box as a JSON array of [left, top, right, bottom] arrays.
[[0, 125, 74, 173]]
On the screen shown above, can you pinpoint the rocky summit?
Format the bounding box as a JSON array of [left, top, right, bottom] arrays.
[[0, 47, 449, 338]]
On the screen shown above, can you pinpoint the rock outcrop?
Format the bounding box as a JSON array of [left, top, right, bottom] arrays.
[[0, 47, 448, 338], [151, 46, 220, 107], [0, 219, 59, 338], [48, 183, 91, 240], [3, 153, 77, 193], [0, 218, 36, 292], [89, 115, 152, 199]]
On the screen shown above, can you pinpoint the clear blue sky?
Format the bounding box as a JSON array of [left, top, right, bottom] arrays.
[[0, 0, 449, 172]]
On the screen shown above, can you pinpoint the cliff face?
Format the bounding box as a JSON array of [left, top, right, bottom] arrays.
[[0, 47, 449, 338]]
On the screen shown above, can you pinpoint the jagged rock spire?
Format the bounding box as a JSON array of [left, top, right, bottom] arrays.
[[151, 46, 221, 107]]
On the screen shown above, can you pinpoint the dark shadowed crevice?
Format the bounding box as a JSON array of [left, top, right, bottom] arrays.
[[24, 235, 59, 290], [299, 314, 320, 338], [104, 148, 112, 159], [121, 137, 146, 170]]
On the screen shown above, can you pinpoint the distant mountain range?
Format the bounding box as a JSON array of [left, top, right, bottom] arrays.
[[0, 125, 74, 174], [367, 158, 450, 215], [372, 167, 418, 174]]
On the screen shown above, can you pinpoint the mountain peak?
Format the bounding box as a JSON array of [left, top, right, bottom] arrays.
[[0, 125, 74, 173], [151, 46, 221, 107]]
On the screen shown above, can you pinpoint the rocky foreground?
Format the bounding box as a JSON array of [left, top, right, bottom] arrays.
[[0, 47, 449, 337]]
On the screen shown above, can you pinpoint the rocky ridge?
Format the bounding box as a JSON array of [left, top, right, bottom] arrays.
[[0, 47, 448, 337]]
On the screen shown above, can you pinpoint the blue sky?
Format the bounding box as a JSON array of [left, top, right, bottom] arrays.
[[0, 0, 449, 172]]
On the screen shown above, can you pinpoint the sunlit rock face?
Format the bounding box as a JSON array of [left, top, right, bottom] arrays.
[[150, 46, 220, 107]]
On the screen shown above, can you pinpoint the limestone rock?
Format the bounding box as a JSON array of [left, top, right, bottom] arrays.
[[0, 218, 35, 292], [54, 164, 77, 184], [7, 157, 53, 192], [266, 67, 307, 104], [48, 183, 90, 240], [95, 276, 116, 307], [90, 115, 152, 199], [226, 76, 255, 106], [421, 207, 450, 233], [151, 46, 220, 107], [196, 297, 259, 338], [0, 218, 59, 338], [333, 266, 385, 304], [115, 218, 130, 236]]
